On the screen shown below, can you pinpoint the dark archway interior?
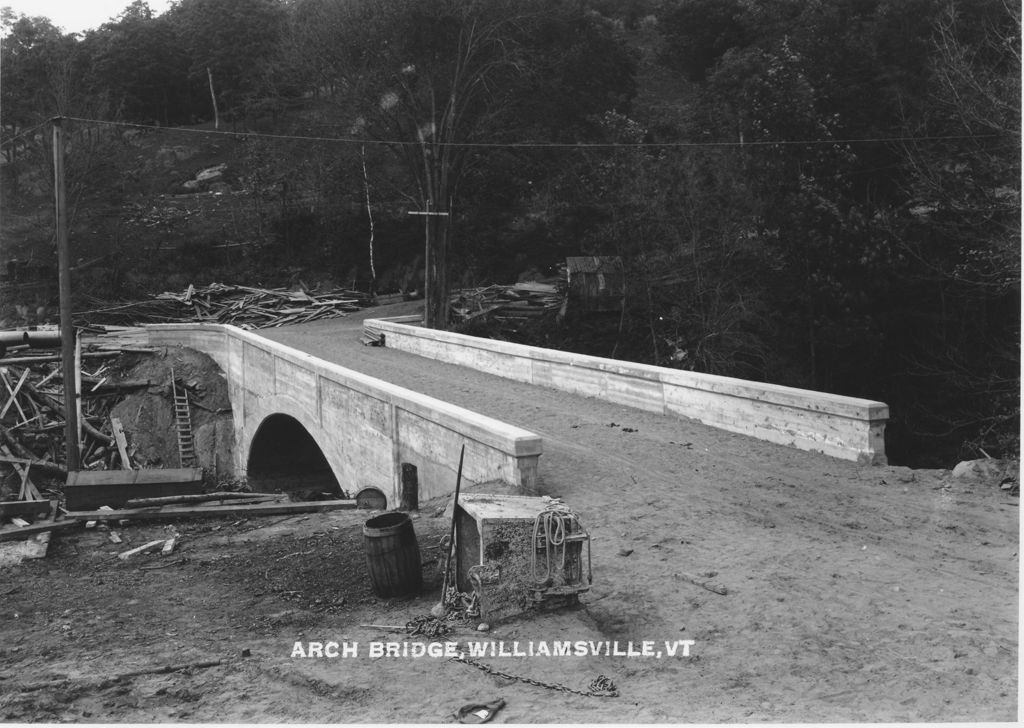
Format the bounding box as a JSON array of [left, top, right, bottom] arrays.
[[247, 414, 341, 497]]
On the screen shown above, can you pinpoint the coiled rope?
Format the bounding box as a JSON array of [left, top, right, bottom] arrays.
[[531, 500, 590, 586]]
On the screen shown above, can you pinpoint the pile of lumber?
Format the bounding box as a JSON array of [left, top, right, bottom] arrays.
[[449, 281, 565, 327], [0, 345, 151, 490], [76, 282, 370, 330]]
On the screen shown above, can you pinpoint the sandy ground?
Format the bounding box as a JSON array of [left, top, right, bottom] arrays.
[[0, 302, 1018, 723]]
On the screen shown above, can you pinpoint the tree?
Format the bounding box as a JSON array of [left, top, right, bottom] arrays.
[[287, 0, 636, 327], [168, 0, 288, 122], [85, 2, 195, 125], [1, 12, 66, 157], [885, 0, 1020, 461]]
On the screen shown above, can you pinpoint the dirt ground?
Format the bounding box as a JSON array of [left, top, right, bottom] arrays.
[[0, 302, 1018, 723]]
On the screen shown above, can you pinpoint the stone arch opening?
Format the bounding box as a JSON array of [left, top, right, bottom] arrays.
[[247, 414, 341, 498]]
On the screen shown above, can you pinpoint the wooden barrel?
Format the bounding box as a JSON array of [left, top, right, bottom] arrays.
[[362, 511, 423, 598]]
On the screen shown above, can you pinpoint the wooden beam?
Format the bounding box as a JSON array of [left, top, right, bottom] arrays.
[[65, 498, 358, 522], [0, 351, 122, 366], [74, 333, 82, 454], [110, 417, 131, 469], [0, 518, 79, 542], [64, 467, 203, 510], [124, 491, 278, 508], [118, 539, 167, 560]]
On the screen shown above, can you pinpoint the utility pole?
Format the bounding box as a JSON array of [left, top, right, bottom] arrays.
[[52, 117, 80, 471], [408, 201, 449, 328]]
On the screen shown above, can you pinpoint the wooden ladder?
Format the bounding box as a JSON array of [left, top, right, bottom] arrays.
[[170, 369, 196, 468]]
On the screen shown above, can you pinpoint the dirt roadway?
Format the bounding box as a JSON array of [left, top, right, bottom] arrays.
[[1, 303, 1018, 723]]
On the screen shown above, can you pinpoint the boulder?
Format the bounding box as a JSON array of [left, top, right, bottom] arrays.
[[951, 458, 1018, 483]]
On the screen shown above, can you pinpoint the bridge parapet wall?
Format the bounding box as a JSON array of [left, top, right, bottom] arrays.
[[365, 318, 889, 465], [144, 324, 542, 505]]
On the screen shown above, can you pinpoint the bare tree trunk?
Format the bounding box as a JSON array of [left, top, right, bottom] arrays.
[[360, 145, 377, 296], [207, 67, 220, 130]]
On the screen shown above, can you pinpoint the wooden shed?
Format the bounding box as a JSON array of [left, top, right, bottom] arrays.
[[565, 256, 624, 312]]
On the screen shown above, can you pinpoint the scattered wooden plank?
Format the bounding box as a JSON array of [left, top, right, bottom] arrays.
[[35, 367, 60, 388], [161, 537, 176, 554], [0, 432, 67, 480], [0, 367, 30, 419], [675, 571, 728, 595], [0, 444, 44, 502], [109, 417, 132, 469], [8, 517, 30, 527], [0, 519, 80, 542], [66, 498, 358, 522], [118, 539, 167, 559]]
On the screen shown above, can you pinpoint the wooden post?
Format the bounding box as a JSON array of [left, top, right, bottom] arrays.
[[423, 198, 431, 326], [74, 332, 82, 453], [407, 203, 449, 329], [52, 117, 80, 472], [400, 463, 418, 511]]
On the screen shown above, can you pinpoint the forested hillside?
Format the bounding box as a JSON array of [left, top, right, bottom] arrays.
[[0, 0, 1018, 467]]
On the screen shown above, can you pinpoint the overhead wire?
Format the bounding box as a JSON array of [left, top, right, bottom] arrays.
[[0, 120, 52, 148], [55, 115, 1006, 151]]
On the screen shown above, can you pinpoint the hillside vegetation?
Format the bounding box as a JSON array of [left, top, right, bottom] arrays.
[[0, 0, 1018, 467]]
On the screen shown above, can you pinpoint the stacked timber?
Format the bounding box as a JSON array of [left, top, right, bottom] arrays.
[[449, 281, 565, 327], [76, 282, 370, 330]]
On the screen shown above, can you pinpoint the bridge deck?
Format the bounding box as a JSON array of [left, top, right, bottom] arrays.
[[255, 303, 1017, 721]]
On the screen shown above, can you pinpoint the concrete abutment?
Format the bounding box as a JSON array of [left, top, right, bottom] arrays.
[[144, 324, 543, 508]]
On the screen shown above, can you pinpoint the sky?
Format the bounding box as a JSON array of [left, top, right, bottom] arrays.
[[2, 0, 173, 34]]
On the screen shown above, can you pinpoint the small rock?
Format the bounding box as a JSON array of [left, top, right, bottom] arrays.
[[241, 648, 251, 658], [617, 548, 633, 557], [477, 623, 490, 632]]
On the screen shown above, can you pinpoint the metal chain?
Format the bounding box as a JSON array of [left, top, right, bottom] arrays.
[[452, 654, 618, 698], [442, 585, 480, 621], [405, 615, 452, 638]]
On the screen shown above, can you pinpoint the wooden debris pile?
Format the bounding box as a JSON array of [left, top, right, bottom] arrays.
[[76, 282, 370, 330], [0, 344, 157, 502], [449, 281, 565, 327]]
